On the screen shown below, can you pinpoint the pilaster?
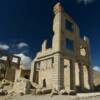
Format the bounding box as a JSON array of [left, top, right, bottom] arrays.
[[52, 53, 64, 90]]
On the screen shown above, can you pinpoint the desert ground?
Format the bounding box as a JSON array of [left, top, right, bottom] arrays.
[[1, 93, 100, 100]]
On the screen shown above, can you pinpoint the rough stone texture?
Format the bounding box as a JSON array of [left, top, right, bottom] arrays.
[[5, 68, 16, 82], [68, 90, 76, 95], [14, 68, 30, 83], [30, 2, 94, 93], [59, 89, 68, 95], [38, 60, 53, 88], [0, 89, 8, 95], [12, 78, 31, 94], [36, 88, 51, 95], [36, 89, 42, 95], [1, 79, 10, 86], [50, 88, 59, 96], [0, 55, 21, 83], [4, 55, 21, 82]]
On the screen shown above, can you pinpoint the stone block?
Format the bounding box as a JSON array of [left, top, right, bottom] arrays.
[[0, 89, 8, 96], [42, 88, 52, 94], [59, 89, 68, 95], [68, 90, 76, 95], [50, 89, 59, 97], [36, 89, 42, 95], [1, 79, 10, 86], [13, 78, 31, 94]]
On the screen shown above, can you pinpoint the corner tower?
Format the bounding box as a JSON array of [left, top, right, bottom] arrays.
[[52, 2, 80, 91], [52, 2, 94, 91]]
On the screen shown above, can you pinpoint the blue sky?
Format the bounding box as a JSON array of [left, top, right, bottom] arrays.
[[0, 0, 100, 70]]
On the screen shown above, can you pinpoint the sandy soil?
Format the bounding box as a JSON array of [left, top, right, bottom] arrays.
[[1, 93, 100, 100]]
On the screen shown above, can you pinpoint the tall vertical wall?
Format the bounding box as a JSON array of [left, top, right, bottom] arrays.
[[52, 3, 64, 90]]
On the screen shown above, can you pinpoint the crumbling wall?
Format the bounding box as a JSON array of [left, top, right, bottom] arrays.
[[38, 59, 53, 88], [12, 78, 31, 94], [5, 68, 16, 82]]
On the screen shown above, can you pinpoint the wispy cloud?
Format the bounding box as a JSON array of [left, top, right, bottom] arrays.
[[17, 42, 29, 49], [77, 0, 94, 5], [0, 42, 32, 70], [14, 53, 32, 70], [93, 66, 100, 72], [0, 56, 7, 60], [0, 44, 10, 50]]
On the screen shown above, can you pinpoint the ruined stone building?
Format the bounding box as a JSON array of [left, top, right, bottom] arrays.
[[0, 50, 31, 85], [0, 53, 21, 82], [30, 2, 94, 92], [5, 56, 21, 82]]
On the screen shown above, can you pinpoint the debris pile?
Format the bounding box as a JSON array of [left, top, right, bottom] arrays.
[[0, 79, 13, 96], [10, 78, 31, 95]]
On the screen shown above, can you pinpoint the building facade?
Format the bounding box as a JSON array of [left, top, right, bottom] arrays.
[[30, 2, 94, 92]]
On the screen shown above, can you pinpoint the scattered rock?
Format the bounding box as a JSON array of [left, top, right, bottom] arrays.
[[0, 84, 4, 89], [12, 78, 31, 95], [0, 89, 8, 96], [68, 90, 76, 95], [60, 89, 68, 95], [8, 90, 16, 96], [36, 89, 42, 95], [42, 88, 52, 94], [19, 92, 24, 96], [50, 88, 59, 97], [30, 89, 36, 95], [1, 79, 10, 86]]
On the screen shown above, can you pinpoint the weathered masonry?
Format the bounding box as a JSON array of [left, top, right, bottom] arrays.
[[30, 2, 94, 92], [0, 53, 20, 82]]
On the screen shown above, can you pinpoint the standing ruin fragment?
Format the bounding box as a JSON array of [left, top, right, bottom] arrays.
[[30, 2, 94, 93]]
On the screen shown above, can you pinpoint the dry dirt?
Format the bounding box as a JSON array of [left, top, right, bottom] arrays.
[[1, 93, 100, 100]]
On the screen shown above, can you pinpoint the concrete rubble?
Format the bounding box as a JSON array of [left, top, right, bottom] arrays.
[[59, 89, 68, 95], [9, 78, 31, 95], [0, 78, 31, 96]]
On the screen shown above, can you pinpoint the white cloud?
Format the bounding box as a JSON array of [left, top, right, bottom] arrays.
[[93, 66, 100, 72], [17, 42, 29, 49], [12, 57, 18, 63], [14, 53, 32, 70], [77, 0, 94, 5], [0, 56, 7, 60], [0, 44, 10, 50]]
